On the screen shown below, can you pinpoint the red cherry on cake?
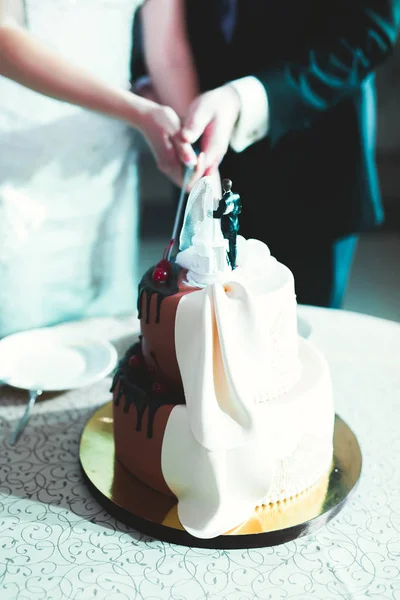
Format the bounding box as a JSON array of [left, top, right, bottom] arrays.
[[157, 259, 171, 272], [152, 257, 172, 283], [152, 382, 167, 395], [129, 354, 143, 369], [152, 266, 169, 283]]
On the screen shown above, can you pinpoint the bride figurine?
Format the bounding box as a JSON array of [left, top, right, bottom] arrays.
[[176, 177, 230, 287]]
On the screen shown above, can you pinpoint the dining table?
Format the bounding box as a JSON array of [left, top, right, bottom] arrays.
[[0, 306, 399, 600]]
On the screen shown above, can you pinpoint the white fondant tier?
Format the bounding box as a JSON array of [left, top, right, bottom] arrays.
[[177, 236, 302, 409], [260, 338, 334, 504], [161, 337, 334, 539]]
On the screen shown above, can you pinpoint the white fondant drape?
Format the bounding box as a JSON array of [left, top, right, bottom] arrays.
[[162, 240, 283, 538]]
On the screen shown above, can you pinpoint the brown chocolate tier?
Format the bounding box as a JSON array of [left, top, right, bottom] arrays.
[[112, 262, 199, 498], [111, 341, 185, 497], [138, 264, 198, 387], [113, 393, 175, 497]]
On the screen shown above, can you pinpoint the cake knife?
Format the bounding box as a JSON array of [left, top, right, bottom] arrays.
[[9, 387, 43, 446], [167, 164, 194, 260]]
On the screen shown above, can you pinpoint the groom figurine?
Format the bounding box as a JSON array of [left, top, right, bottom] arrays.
[[213, 178, 241, 270]]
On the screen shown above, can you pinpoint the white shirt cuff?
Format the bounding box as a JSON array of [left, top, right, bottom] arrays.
[[229, 76, 270, 153]]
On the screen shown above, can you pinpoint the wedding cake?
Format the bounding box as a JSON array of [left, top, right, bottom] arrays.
[[112, 177, 334, 540]]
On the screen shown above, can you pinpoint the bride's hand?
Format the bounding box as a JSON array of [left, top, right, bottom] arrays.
[[139, 102, 197, 187]]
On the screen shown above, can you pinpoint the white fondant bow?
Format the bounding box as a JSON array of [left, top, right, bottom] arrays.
[[175, 237, 277, 451]]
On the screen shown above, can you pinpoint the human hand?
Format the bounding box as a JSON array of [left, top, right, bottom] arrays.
[[181, 85, 241, 187], [139, 101, 197, 187]]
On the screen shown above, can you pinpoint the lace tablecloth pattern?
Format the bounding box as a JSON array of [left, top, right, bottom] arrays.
[[1, 308, 400, 600]]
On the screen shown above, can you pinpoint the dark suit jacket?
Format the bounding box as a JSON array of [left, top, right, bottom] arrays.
[[213, 191, 242, 233], [130, 0, 400, 246]]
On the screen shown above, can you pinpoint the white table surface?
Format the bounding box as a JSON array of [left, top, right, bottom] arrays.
[[0, 307, 399, 600]]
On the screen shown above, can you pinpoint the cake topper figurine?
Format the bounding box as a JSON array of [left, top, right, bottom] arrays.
[[213, 178, 242, 270], [176, 176, 228, 287]]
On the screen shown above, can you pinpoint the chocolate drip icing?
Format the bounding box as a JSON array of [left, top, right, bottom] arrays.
[[137, 263, 180, 324], [111, 342, 184, 439], [112, 372, 147, 431]]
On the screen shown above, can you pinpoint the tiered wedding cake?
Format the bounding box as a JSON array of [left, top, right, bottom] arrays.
[[112, 177, 334, 539]]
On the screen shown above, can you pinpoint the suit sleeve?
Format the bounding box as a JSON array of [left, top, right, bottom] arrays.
[[213, 200, 226, 218], [255, 0, 400, 146]]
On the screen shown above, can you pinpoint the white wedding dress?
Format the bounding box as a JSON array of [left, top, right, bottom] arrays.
[[0, 0, 142, 337]]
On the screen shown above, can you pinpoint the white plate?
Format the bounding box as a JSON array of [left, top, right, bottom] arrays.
[[0, 327, 118, 391]]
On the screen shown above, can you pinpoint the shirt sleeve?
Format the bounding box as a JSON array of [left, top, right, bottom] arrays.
[[229, 76, 270, 153]]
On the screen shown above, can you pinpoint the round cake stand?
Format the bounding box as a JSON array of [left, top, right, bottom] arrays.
[[79, 403, 362, 550]]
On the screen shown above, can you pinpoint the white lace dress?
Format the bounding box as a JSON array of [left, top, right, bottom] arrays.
[[0, 0, 142, 337]]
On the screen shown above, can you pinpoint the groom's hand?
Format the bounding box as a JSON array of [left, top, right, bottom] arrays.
[[181, 85, 241, 184], [140, 102, 197, 188]]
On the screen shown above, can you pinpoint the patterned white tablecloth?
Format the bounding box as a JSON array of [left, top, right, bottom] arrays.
[[0, 307, 399, 600]]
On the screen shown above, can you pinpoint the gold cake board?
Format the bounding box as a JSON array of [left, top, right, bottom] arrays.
[[79, 402, 362, 549]]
